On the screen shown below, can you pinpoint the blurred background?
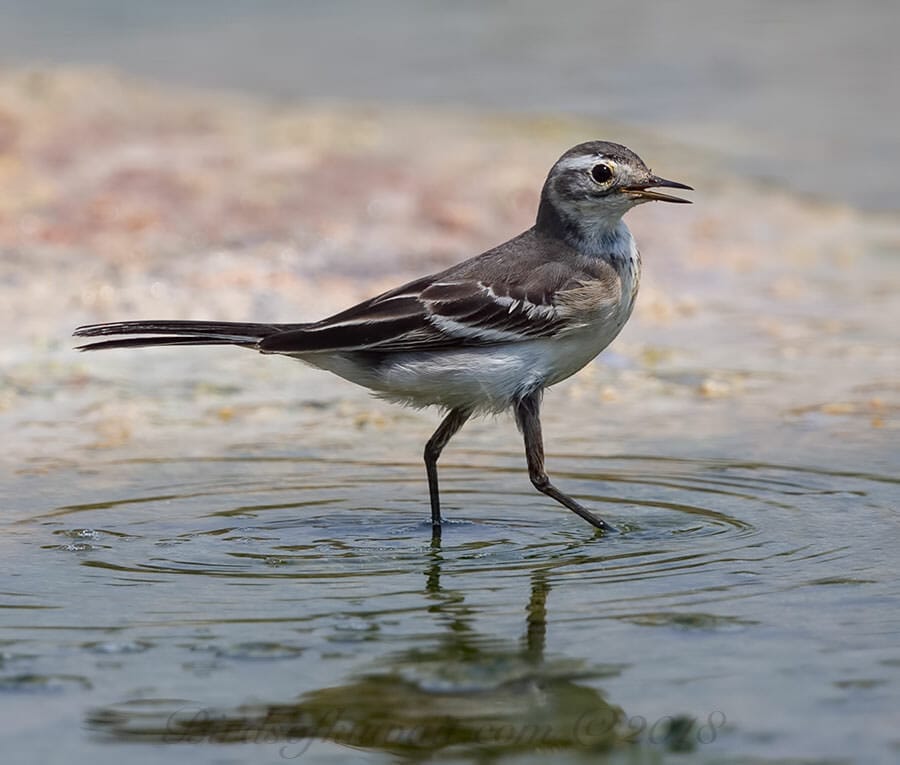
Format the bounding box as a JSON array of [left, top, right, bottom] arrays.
[[2, 4, 899, 765], [1, 0, 898, 210]]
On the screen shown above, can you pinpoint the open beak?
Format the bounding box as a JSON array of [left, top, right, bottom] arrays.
[[623, 175, 693, 204]]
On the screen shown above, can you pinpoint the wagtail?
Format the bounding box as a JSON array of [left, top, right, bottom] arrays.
[[74, 141, 692, 535]]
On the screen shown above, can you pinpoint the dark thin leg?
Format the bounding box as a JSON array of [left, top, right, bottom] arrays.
[[513, 391, 613, 532], [424, 408, 472, 534], [523, 571, 549, 661]]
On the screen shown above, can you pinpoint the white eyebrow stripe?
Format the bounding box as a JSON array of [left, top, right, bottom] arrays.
[[556, 155, 609, 172]]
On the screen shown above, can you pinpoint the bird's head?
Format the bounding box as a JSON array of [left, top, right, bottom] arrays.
[[536, 141, 692, 240]]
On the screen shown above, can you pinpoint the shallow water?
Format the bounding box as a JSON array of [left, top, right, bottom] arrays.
[[3, 352, 899, 763]]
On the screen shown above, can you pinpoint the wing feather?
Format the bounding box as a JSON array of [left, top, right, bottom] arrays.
[[258, 251, 622, 355], [258, 278, 575, 354]]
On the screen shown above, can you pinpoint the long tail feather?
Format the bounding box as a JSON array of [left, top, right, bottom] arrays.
[[75, 336, 262, 351], [73, 320, 283, 338], [72, 320, 291, 352]]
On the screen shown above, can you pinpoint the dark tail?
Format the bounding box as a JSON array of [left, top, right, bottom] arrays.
[[73, 320, 291, 352]]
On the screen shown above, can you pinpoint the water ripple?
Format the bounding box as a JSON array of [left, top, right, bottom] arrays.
[[21, 452, 888, 603]]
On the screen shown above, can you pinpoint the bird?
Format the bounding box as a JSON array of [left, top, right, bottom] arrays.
[[74, 140, 692, 536]]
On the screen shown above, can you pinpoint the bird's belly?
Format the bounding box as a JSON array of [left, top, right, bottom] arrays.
[[542, 310, 632, 385], [374, 326, 625, 412]]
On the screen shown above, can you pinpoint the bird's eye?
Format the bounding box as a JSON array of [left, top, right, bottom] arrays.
[[590, 163, 614, 184]]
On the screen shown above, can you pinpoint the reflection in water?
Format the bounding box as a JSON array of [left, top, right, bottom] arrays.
[[87, 559, 639, 757], [4, 449, 897, 763]]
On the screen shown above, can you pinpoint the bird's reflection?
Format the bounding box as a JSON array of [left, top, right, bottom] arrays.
[[88, 539, 627, 758]]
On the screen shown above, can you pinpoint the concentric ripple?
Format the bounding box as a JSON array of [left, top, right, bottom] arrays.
[[23, 451, 890, 592]]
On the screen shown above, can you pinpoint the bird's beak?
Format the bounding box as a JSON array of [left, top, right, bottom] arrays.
[[622, 175, 693, 204]]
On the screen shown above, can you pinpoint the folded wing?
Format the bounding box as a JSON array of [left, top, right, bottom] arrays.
[[258, 276, 574, 354]]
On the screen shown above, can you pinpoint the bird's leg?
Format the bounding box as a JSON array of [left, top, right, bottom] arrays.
[[514, 391, 613, 532], [424, 407, 472, 535]]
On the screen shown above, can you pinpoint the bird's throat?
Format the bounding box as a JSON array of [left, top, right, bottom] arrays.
[[535, 196, 632, 264]]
